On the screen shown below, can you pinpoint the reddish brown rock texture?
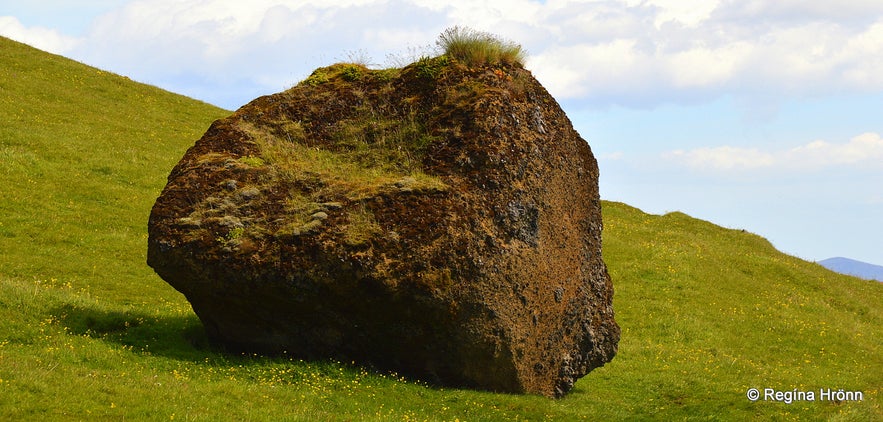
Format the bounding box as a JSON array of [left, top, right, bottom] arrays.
[[147, 58, 619, 397]]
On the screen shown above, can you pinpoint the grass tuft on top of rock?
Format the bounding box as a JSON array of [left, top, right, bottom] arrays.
[[436, 26, 526, 67]]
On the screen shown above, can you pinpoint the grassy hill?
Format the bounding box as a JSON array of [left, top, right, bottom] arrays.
[[1, 36, 881, 420]]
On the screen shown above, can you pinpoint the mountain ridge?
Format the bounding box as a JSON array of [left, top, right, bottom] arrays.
[[819, 257, 883, 282]]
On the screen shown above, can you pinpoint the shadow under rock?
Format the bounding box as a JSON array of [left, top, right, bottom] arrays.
[[51, 302, 216, 361]]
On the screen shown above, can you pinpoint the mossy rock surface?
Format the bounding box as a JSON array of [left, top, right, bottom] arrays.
[[147, 56, 619, 397]]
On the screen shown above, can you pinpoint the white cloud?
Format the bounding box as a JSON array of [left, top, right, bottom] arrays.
[[6, 0, 883, 108], [642, 0, 721, 28], [0, 16, 80, 54], [840, 21, 883, 89], [667, 41, 752, 88], [711, 0, 883, 23], [601, 151, 625, 161], [664, 146, 775, 170], [531, 40, 658, 100], [786, 132, 883, 167], [665, 132, 883, 172], [62, 0, 451, 107], [525, 3, 883, 108]]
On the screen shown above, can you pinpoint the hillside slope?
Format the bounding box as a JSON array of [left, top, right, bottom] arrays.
[[1, 37, 881, 420], [597, 203, 882, 419], [0, 36, 229, 303]]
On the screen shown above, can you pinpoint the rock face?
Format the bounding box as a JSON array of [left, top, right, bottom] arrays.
[[147, 57, 619, 397]]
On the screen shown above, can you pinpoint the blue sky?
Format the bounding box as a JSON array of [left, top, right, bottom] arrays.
[[3, 0, 882, 265]]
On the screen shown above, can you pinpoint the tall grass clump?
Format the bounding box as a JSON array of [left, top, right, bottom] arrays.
[[436, 26, 526, 67]]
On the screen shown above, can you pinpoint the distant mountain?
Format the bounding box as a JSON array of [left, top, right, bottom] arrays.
[[818, 257, 883, 282]]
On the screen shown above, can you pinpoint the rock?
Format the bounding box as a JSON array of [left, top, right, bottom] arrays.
[[147, 55, 619, 397]]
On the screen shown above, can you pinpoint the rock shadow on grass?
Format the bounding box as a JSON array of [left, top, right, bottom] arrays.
[[52, 303, 212, 361]]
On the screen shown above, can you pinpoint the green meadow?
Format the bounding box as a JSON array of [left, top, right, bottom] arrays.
[[1, 36, 881, 420]]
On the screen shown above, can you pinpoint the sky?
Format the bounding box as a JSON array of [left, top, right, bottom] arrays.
[[3, 0, 882, 266]]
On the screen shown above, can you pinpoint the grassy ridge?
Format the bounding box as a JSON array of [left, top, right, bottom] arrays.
[[597, 203, 882, 419], [0, 36, 229, 303], [1, 36, 881, 420]]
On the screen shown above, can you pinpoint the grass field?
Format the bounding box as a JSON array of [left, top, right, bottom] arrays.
[[1, 36, 881, 420]]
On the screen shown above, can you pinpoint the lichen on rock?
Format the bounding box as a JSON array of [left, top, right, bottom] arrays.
[[147, 39, 619, 398]]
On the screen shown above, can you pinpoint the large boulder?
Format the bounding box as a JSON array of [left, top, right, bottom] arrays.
[[147, 55, 619, 397]]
